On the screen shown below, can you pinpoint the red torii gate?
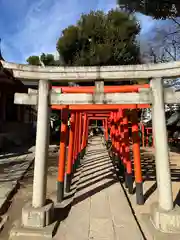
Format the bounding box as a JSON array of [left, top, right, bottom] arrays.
[[51, 84, 148, 204], [52, 84, 149, 93]]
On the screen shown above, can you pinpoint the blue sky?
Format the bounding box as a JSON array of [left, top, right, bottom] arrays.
[[0, 0, 158, 63]]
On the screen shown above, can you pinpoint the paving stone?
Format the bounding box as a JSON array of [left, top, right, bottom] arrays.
[[90, 192, 111, 219], [89, 218, 114, 239], [114, 226, 144, 240], [54, 136, 144, 240], [108, 184, 140, 225]]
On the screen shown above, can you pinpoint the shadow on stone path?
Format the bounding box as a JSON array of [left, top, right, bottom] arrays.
[[54, 136, 145, 240]]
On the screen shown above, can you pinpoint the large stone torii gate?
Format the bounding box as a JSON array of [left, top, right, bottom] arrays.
[[1, 59, 180, 237]]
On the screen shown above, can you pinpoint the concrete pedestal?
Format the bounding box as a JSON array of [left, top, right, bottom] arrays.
[[9, 201, 57, 240], [150, 202, 180, 233], [22, 201, 54, 228]]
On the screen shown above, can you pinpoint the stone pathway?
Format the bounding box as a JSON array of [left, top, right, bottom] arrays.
[[55, 137, 144, 240]]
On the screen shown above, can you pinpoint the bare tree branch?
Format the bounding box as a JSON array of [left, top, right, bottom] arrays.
[[171, 17, 180, 27], [141, 17, 180, 63]]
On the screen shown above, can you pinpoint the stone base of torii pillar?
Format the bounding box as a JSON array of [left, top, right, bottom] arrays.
[[9, 202, 56, 239], [150, 203, 180, 233]]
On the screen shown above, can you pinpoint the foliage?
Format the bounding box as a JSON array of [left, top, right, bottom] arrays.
[[26, 56, 41, 66], [40, 53, 57, 66], [26, 53, 58, 66], [117, 0, 180, 19], [57, 9, 141, 66]]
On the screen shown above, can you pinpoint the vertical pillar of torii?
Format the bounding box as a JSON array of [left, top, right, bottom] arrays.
[[32, 79, 50, 208], [32, 57, 51, 208], [151, 78, 173, 211]]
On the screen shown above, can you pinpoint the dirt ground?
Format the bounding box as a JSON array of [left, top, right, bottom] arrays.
[[0, 152, 58, 240], [123, 146, 180, 240]]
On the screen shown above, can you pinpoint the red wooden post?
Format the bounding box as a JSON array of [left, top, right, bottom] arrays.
[[81, 113, 88, 151], [117, 109, 126, 180], [74, 112, 80, 169], [66, 112, 75, 193], [73, 112, 78, 167], [86, 118, 89, 144], [123, 110, 133, 194], [131, 109, 144, 205], [104, 118, 109, 142], [57, 107, 68, 202], [78, 113, 83, 154]]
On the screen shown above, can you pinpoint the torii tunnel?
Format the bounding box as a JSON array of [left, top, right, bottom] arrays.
[[51, 84, 150, 204]]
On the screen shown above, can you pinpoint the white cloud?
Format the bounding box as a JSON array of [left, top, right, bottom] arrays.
[[135, 13, 156, 34], [12, 0, 76, 61], [2, 0, 117, 63]]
